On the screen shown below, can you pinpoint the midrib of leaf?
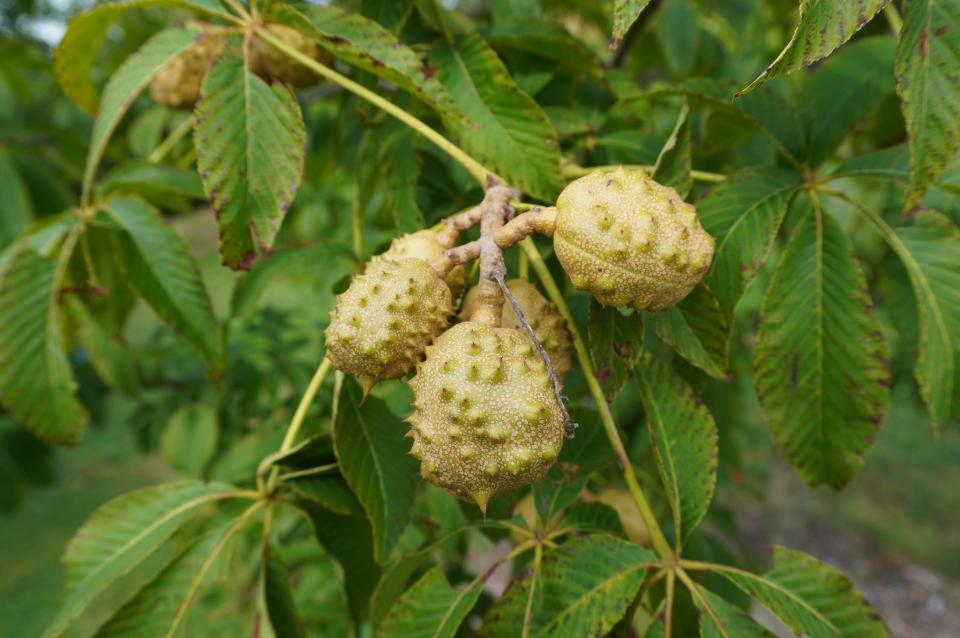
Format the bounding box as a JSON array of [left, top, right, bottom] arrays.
[[645, 396, 683, 542], [841, 195, 955, 411], [48, 223, 83, 413], [537, 562, 651, 635], [702, 563, 842, 635], [164, 501, 263, 637], [48, 490, 238, 636], [683, 580, 728, 638], [354, 399, 392, 551], [434, 576, 481, 638], [813, 201, 826, 470]]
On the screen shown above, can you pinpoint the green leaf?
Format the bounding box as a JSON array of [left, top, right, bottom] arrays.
[[738, 0, 889, 95], [382, 128, 425, 233], [160, 404, 219, 476], [0, 148, 33, 246], [486, 20, 601, 75], [587, 300, 644, 401], [431, 34, 562, 200], [658, 0, 700, 77], [270, 4, 464, 120], [613, 0, 655, 45], [652, 100, 692, 198], [896, 0, 960, 208], [333, 378, 420, 563], [754, 211, 890, 488], [719, 546, 890, 637], [694, 585, 775, 638], [829, 145, 909, 180], [297, 501, 382, 629], [101, 197, 221, 365], [652, 283, 730, 380], [377, 567, 483, 638], [83, 24, 207, 199], [98, 161, 205, 201], [96, 515, 253, 637], [560, 502, 625, 535], [894, 212, 960, 426], [258, 543, 307, 638], [481, 535, 657, 637], [634, 354, 718, 542], [44, 480, 237, 638], [66, 296, 140, 396], [53, 0, 231, 114], [0, 227, 87, 446], [697, 167, 803, 318], [287, 475, 364, 517], [800, 36, 896, 166], [194, 56, 306, 270]]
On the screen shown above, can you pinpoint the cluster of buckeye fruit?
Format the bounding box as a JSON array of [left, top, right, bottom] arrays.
[[326, 168, 715, 512]]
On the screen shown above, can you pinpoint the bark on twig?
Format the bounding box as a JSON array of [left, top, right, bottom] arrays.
[[471, 183, 513, 326]]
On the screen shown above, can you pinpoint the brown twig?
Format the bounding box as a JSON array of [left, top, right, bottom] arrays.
[[436, 205, 482, 247], [471, 182, 513, 326]]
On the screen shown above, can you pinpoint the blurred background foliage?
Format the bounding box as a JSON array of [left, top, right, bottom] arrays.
[[1, 0, 959, 636]]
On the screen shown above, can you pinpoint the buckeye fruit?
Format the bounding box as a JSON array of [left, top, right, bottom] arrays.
[[149, 34, 223, 109], [459, 279, 571, 378], [249, 24, 332, 87], [371, 230, 466, 298], [554, 167, 714, 311], [325, 257, 451, 392], [407, 322, 565, 511]]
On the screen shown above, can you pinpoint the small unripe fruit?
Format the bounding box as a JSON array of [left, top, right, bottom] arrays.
[[554, 167, 714, 311], [149, 35, 223, 109], [459, 279, 571, 377], [325, 257, 452, 392], [371, 230, 466, 298], [250, 24, 332, 87], [407, 322, 565, 511]]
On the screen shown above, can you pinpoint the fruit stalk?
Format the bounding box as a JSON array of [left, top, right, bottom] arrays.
[[470, 183, 513, 327]]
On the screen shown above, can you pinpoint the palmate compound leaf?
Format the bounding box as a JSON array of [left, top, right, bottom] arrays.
[[82, 23, 210, 200], [634, 354, 718, 543], [896, 0, 960, 208], [43, 480, 239, 638], [430, 33, 563, 200], [332, 378, 419, 564], [754, 209, 890, 488], [587, 299, 644, 401], [268, 3, 465, 122], [376, 567, 484, 638], [481, 534, 658, 638], [697, 167, 803, 319], [100, 196, 221, 366], [194, 56, 306, 270], [651, 283, 731, 380], [53, 0, 232, 114], [738, 0, 890, 96], [715, 546, 890, 637], [0, 217, 87, 446]]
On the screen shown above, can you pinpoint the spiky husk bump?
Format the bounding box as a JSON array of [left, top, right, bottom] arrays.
[[554, 167, 715, 311], [459, 279, 572, 377], [325, 257, 452, 391], [407, 322, 565, 511], [250, 24, 332, 87], [149, 35, 223, 109], [371, 230, 466, 298]]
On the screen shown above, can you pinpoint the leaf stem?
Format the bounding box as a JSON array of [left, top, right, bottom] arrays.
[[519, 238, 675, 561], [675, 567, 727, 638], [147, 115, 194, 164], [522, 542, 544, 638], [664, 570, 676, 638], [884, 3, 903, 36], [352, 177, 364, 260], [280, 357, 333, 454], [255, 26, 496, 187]]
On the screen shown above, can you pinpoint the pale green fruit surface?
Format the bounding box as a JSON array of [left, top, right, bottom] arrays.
[[250, 24, 332, 87], [372, 230, 465, 298], [459, 279, 572, 377], [325, 257, 451, 391], [554, 167, 714, 311], [149, 35, 223, 109], [407, 322, 565, 511]]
